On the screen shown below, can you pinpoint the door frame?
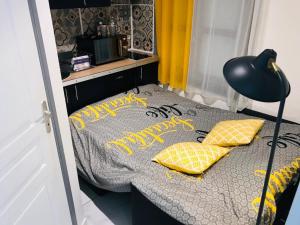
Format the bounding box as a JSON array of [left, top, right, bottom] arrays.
[[28, 0, 86, 225]]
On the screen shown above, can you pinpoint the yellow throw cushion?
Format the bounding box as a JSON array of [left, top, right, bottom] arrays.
[[152, 142, 229, 174], [202, 119, 264, 147]]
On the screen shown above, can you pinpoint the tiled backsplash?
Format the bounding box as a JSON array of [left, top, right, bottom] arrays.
[[50, 0, 153, 53], [132, 4, 153, 51], [51, 9, 81, 52]]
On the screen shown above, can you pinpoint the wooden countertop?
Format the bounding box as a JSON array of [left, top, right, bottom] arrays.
[[62, 55, 159, 87]]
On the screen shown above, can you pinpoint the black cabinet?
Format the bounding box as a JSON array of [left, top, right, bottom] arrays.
[[138, 62, 159, 86], [49, 0, 84, 9], [49, 0, 111, 9], [63, 62, 158, 115], [84, 0, 111, 7]]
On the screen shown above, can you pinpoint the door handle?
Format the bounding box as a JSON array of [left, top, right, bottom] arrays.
[[42, 100, 52, 133]]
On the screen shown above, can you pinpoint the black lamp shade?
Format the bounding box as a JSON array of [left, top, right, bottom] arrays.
[[223, 49, 290, 102]]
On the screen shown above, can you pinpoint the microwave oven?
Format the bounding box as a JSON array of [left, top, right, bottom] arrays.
[[76, 36, 127, 65]]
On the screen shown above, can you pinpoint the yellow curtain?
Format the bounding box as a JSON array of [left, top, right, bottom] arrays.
[[155, 0, 194, 90]]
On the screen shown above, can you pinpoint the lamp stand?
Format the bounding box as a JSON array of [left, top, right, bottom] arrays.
[[256, 66, 287, 225]]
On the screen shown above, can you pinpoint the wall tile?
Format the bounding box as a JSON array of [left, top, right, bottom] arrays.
[[81, 7, 109, 35], [108, 5, 131, 35], [132, 5, 153, 51], [51, 9, 81, 52]]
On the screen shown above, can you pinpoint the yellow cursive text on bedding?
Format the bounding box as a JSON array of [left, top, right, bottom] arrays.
[[69, 93, 148, 129], [106, 116, 195, 155], [252, 157, 300, 218]]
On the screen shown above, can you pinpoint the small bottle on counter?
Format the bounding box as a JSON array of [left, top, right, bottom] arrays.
[[127, 35, 131, 49], [109, 20, 116, 37], [97, 21, 103, 37], [100, 23, 108, 38]]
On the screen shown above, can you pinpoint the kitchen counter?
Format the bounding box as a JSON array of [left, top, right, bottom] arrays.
[[62, 55, 159, 87]]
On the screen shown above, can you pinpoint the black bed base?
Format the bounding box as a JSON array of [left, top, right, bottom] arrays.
[[131, 185, 183, 225]]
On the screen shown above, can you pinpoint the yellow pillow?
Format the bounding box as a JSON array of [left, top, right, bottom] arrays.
[[152, 142, 229, 174], [202, 119, 264, 147]]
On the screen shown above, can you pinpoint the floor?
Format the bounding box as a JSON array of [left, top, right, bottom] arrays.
[[79, 177, 132, 225]]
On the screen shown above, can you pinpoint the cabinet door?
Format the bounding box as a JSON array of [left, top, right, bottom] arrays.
[[73, 76, 108, 111], [62, 64, 158, 115], [63, 86, 81, 115], [138, 62, 159, 86], [84, 0, 111, 7], [49, 0, 84, 9]]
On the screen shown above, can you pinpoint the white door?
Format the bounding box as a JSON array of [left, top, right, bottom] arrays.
[[0, 0, 73, 225]]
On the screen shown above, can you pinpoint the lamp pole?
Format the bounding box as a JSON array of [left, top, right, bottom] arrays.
[[256, 63, 286, 225]]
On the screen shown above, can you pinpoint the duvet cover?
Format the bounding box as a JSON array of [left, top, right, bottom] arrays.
[[70, 84, 300, 225]]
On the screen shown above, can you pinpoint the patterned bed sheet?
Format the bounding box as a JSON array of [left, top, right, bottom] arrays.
[[70, 84, 300, 225]]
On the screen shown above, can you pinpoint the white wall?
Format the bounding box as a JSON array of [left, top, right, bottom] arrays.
[[250, 0, 300, 123]]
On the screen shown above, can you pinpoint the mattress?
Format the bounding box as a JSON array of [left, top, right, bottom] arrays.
[[70, 84, 300, 225]]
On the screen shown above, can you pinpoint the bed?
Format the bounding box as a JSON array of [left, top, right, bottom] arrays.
[[69, 84, 300, 225]]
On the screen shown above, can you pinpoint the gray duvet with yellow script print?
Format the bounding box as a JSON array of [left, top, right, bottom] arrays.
[[70, 84, 300, 225]]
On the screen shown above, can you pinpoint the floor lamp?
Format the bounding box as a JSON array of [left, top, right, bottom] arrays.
[[223, 49, 291, 225]]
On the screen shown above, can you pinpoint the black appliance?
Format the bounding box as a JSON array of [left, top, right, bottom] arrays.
[[76, 36, 123, 65]]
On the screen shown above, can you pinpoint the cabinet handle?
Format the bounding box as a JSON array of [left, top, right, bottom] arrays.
[[64, 88, 69, 104], [83, 0, 86, 6], [116, 75, 124, 80], [75, 85, 79, 101], [140, 67, 143, 80]]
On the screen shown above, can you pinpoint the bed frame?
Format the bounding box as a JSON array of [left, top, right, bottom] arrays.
[[68, 62, 299, 225]]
